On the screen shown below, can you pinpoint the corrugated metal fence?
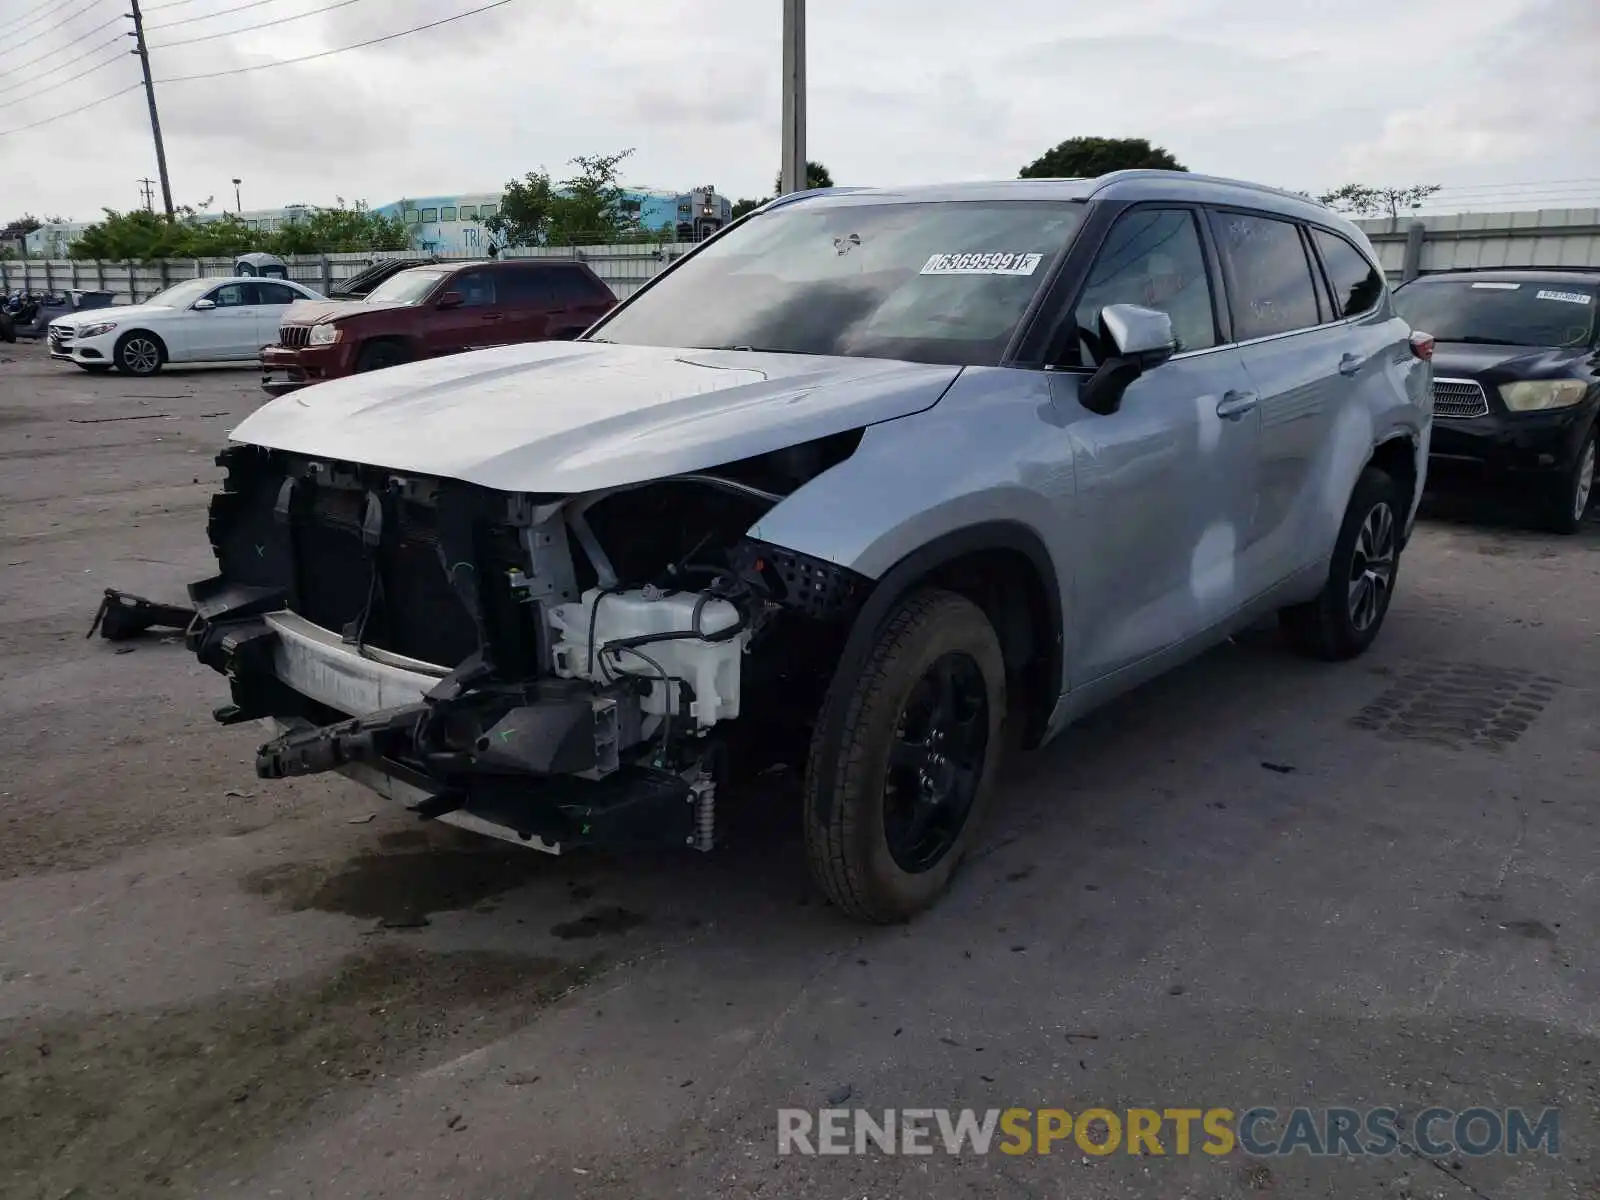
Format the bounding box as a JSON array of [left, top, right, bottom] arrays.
[[0, 244, 698, 307], [1356, 208, 1600, 280], [4, 208, 1599, 306]]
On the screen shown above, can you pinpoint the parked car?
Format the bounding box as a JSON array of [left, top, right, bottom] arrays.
[[258, 259, 616, 396], [47, 277, 324, 375], [327, 257, 439, 300], [188, 171, 1431, 922], [1392, 268, 1598, 533]]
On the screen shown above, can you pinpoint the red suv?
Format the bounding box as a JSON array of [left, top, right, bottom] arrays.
[[260, 259, 616, 396]]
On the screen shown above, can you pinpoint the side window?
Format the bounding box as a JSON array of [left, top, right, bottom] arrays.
[[257, 283, 300, 305], [420, 207, 438, 223], [208, 283, 252, 307], [499, 268, 554, 308], [1311, 228, 1384, 319], [546, 267, 602, 307], [441, 206, 458, 222], [479, 203, 499, 221], [450, 271, 497, 307], [1072, 208, 1217, 363], [1209, 211, 1322, 340], [459, 205, 478, 220]]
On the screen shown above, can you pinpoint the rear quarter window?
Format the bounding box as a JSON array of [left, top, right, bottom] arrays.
[[1311, 228, 1385, 318]]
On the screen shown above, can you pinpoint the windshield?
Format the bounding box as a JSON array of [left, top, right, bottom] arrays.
[[366, 269, 447, 305], [145, 279, 216, 308], [1393, 279, 1597, 348], [590, 200, 1085, 365]]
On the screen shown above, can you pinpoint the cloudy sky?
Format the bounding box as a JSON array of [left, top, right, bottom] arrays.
[[3, 0, 1597, 221]]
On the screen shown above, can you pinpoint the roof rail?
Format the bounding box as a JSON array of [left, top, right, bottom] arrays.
[[1412, 264, 1600, 276], [1088, 169, 1327, 207]]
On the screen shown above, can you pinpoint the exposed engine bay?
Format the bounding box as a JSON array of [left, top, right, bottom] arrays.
[[187, 432, 870, 854]]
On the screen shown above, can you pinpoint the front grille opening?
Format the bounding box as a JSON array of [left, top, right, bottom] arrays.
[[1432, 378, 1489, 419]]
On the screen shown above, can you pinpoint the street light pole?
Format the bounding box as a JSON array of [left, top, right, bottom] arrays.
[[233, 179, 242, 213], [779, 0, 806, 195]]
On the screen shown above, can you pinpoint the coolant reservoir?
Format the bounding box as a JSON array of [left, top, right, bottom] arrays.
[[548, 588, 747, 728]]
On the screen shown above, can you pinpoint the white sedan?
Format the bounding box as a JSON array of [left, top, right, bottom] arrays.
[[47, 276, 324, 376]]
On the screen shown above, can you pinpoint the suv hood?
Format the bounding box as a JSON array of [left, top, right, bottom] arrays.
[[1431, 342, 1591, 379], [231, 340, 962, 493], [280, 298, 410, 324]]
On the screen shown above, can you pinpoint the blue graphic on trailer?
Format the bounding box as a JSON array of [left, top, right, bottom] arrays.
[[371, 185, 731, 254]]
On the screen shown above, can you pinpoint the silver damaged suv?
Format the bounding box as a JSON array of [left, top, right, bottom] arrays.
[[189, 170, 1433, 923]]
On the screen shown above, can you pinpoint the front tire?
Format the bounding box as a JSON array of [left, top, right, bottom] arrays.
[[114, 331, 164, 376], [1280, 466, 1402, 660], [804, 590, 1006, 923], [1539, 426, 1596, 535], [355, 340, 408, 373]]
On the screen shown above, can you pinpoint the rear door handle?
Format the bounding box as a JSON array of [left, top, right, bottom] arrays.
[[1216, 390, 1259, 420], [1338, 352, 1366, 376], [481, 312, 505, 322]]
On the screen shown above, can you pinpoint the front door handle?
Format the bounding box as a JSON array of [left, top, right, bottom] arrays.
[[1338, 352, 1365, 376], [1216, 389, 1259, 420], [480, 312, 505, 322]]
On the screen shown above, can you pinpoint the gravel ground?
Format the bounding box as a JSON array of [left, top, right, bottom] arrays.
[[1, 339, 1597, 1200]]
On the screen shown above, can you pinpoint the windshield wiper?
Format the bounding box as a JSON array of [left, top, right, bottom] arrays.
[[1448, 336, 1524, 346]]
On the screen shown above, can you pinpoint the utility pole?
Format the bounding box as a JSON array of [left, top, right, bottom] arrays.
[[137, 178, 155, 212], [232, 178, 242, 213], [779, 0, 806, 195], [127, 0, 174, 217]]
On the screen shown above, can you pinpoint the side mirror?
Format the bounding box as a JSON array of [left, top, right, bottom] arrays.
[[437, 291, 464, 310], [192, 298, 216, 311], [1080, 304, 1177, 415]]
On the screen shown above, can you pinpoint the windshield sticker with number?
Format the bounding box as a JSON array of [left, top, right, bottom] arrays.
[[1535, 289, 1593, 305], [920, 252, 1044, 276]]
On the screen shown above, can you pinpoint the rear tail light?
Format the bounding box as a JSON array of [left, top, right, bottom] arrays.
[[1409, 331, 1435, 361]]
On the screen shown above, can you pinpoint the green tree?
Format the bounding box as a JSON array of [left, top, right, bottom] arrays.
[[1316, 183, 1442, 220], [731, 197, 764, 220], [486, 149, 672, 246], [772, 160, 834, 193], [486, 171, 558, 247], [1019, 137, 1186, 179], [268, 200, 409, 254], [68, 200, 407, 260]]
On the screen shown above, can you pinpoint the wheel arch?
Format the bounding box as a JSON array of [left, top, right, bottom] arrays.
[[809, 520, 1065, 823], [114, 328, 167, 369], [1367, 430, 1421, 544]]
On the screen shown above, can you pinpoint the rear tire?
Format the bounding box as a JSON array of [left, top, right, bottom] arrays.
[[1280, 466, 1402, 661], [355, 340, 408, 373], [1538, 426, 1596, 535], [804, 590, 1006, 923], [114, 331, 164, 376]]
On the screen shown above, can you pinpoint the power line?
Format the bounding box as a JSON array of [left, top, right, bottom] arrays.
[[145, 0, 287, 32], [0, 79, 141, 136], [143, 0, 231, 11], [0, 0, 514, 139], [0, 0, 115, 56], [0, 44, 129, 108], [156, 0, 516, 82], [0, 30, 124, 86], [0, 0, 78, 37], [150, 0, 372, 49]]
